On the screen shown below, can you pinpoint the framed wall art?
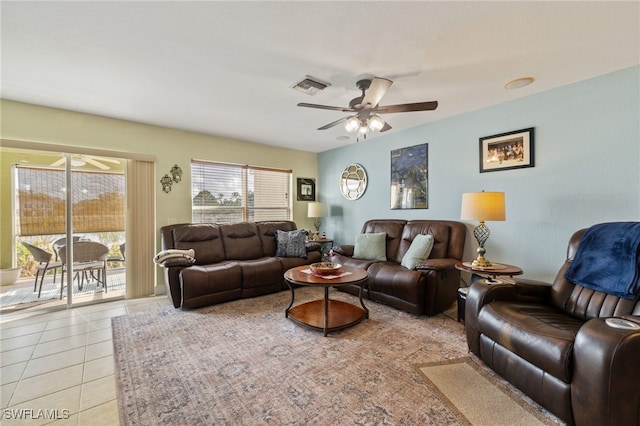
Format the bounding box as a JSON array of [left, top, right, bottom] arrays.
[[390, 143, 428, 209], [296, 178, 316, 201], [479, 127, 534, 173]]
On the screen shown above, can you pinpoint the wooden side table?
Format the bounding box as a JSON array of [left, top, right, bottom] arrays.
[[309, 238, 333, 260], [455, 261, 523, 322], [455, 261, 523, 284]]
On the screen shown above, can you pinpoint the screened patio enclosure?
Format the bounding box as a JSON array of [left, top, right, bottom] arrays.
[[3, 151, 127, 309]]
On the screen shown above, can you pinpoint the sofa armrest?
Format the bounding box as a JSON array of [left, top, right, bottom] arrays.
[[305, 241, 322, 252], [157, 258, 195, 268], [332, 244, 354, 257], [414, 258, 457, 271], [465, 280, 552, 354], [572, 316, 640, 425]]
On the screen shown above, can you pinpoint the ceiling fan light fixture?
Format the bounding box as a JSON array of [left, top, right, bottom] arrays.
[[358, 124, 369, 136], [368, 115, 385, 131], [71, 158, 86, 167], [345, 116, 361, 133]]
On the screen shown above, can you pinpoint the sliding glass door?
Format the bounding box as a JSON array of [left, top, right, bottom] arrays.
[[9, 149, 127, 309]]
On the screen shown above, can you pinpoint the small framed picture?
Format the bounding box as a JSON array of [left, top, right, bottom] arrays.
[[297, 178, 316, 201], [479, 128, 534, 173]]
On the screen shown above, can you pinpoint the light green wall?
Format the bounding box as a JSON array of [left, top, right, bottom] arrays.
[[0, 100, 318, 288]]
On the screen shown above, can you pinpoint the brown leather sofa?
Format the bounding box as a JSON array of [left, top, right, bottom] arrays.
[[330, 219, 466, 315], [466, 228, 640, 425], [159, 221, 322, 309]]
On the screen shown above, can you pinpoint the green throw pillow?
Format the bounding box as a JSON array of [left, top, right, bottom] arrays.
[[401, 234, 434, 270], [353, 232, 387, 261]]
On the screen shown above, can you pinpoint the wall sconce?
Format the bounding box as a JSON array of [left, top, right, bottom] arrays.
[[161, 164, 183, 193], [170, 164, 183, 183], [160, 174, 173, 193]]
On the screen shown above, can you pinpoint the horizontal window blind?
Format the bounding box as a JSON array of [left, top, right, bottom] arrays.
[[16, 166, 125, 236], [192, 160, 292, 223]]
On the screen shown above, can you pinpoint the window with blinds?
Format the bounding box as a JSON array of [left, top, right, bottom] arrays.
[[16, 166, 125, 236], [191, 160, 292, 223]]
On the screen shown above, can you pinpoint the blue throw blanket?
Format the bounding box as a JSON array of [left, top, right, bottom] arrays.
[[565, 222, 640, 300]]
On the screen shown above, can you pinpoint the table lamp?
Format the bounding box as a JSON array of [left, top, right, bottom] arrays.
[[460, 191, 506, 268], [307, 202, 328, 241]]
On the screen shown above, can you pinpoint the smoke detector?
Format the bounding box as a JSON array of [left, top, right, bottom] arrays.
[[291, 76, 330, 95]]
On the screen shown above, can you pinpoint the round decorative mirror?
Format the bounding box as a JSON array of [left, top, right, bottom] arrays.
[[340, 163, 368, 200]]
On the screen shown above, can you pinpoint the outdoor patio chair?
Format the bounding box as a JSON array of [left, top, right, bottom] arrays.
[[21, 241, 63, 298], [52, 236, 82, 261], [58, 241, 109, 299]]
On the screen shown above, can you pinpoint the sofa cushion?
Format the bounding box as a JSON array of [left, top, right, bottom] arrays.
[[275, 229, 308, 258], [353, 232, 387, 261], [172, 224, 225, 265], [478, 301, 583, 383], [238, 258, 283, 297], [401, 234, 434, 270], [367, 262, 427, 314], [257, 221, 298, 256], [361, 220, 406, 263], [400, 221, 451, 261], [220, 223, 263, 260]]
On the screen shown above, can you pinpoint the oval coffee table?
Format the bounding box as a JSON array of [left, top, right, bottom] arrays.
[[284, 265, 369, 336]]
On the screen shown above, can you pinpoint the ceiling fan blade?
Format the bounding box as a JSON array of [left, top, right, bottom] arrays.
[[50, 158, 66, 167], [297, 103, 354, 112], [376, 101, 438, 114], [85, 158, 110, 170], [318, 116, 349, 130], [362, 77, 393, 108], [380, 122, 392, 132], [89, 155, 120, 164]]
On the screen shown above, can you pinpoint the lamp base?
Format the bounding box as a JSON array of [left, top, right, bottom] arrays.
[[472, 221, 492, 268], [471, 255, 492, 268]]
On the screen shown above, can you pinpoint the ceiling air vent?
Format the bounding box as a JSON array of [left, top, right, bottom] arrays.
[[291, 76, 330, 96]]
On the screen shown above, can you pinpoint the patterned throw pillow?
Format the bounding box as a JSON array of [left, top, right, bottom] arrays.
[[275, 229, 308, 258]]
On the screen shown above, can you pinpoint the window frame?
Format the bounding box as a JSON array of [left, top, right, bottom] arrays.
[[191, 160, 292, 224]]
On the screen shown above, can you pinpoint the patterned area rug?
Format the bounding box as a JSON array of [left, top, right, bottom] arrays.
[[112, 287, 561, 425]]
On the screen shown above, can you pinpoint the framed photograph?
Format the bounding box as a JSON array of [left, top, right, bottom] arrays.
[[390, 143, 428, 209], [479, 127, 534, 173], [296, 178, 316, 201]]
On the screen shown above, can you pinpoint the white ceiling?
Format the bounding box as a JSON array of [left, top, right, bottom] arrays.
[[2, 1, 638, 153]]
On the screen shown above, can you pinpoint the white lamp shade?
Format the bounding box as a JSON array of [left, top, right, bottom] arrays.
[[460, 192, 506, 221], [308, 202, 328, 218]]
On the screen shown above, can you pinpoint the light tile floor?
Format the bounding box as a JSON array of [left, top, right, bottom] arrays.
[[1, 295, 172, 425]]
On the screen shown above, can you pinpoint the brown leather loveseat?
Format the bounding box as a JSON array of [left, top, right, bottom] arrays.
[[466, 225, 640, 425], [159, 221, 322, 309], [330, 219, 466, 315]]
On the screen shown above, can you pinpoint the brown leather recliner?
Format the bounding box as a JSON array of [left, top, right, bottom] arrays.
[[466, 227, 640, 425], [331, 219, 466, 315]]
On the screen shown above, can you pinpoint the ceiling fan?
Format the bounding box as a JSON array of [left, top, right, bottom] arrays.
[[297, 77, 438, 140], [50, 154, 120, 170]]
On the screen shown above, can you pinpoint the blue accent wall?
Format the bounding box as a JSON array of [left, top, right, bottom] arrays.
[[318, 66, 640, 281]]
